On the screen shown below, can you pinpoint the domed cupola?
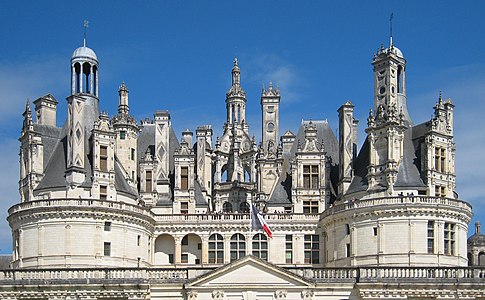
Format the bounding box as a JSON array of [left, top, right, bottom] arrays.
[[467, 221, 485, 266], [70, 22, 99, 97]]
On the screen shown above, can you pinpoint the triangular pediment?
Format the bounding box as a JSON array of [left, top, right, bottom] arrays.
[[186, 255, 314, 288]]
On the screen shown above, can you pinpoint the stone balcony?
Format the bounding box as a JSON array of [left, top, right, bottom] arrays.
[[0, 266, 484, 285], [322, 195, 473, 219]]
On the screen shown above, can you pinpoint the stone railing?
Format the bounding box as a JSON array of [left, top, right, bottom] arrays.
[[322, 196, 473, 219], [8, 199, 153, 218], [358, 266, 485, 282], [153, 213, 320, 223], [0, 266, 483, 284]]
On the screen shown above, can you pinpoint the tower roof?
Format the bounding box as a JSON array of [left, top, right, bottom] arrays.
[[71, 46, 98, 62]]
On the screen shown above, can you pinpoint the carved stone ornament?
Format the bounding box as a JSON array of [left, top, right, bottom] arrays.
[[187, 290, 198, 300], [212, 290, 224, 299], [275, 289, 288, 298], [301, 289, 314, 300]]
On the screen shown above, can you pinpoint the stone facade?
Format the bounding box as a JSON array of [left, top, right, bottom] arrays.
[[4, 36, 485, 299]]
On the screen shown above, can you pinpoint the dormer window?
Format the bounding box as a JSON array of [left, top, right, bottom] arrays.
[[100, 146, 108, 171], [303, 165, 319, 189]]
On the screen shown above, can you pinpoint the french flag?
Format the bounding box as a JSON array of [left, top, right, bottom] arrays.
[[251, 204, 273, 238]]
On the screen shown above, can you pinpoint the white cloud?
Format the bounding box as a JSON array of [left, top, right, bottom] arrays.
[[245, 54, 305, 104], [0, 56, 67, 122], [409, 64, 485, 221]]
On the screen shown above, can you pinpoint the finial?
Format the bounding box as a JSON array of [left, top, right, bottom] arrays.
[[389, 13, 394, 47], [269, 81, 273, 90], [83, 20, 89, 47], [439, 90, 442, 101], [233, 57, 238, 66], [476, 221, 481, 235]]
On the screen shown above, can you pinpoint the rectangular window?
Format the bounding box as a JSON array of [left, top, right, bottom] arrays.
[[303, 200, 319, 214], [100, 146, 108, 171], [303, 165, 319, 189], [346, 224, 351, 235], [444, 222, 455, 255], [104, 242, 111, 256], [137, 235, 141, 246], [435, 185, 446, 197], [168, 254, 174, 264], [100, 185, 107, 200], [181, 202, 189, 214], [346, 243, 351, 258], [427, 221, 435, 253], [145, 170, 152, 192], [304, 234, 320, 264], [373, 227, 378, 236], [104, 221, 111, 231], [181, 167, 189, 190], [285, 235, 293, 264], [131, 148, 135, 160], [119, 130, 126, 140], [181, 253, 188, 263], [435, 147, 446, 173]]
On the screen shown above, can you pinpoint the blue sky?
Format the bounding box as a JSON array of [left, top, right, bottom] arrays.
[[0, 1, 484, 253]]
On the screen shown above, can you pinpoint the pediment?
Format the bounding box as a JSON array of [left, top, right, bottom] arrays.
[[186, 255, 314, 288]]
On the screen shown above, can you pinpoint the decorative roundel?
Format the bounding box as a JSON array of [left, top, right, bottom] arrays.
[[267, 122, 275, 132], [379, 87, 386, 95]]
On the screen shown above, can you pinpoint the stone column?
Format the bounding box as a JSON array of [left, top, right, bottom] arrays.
[[174, 236, 182, 264], [201, 237, 208, 264]]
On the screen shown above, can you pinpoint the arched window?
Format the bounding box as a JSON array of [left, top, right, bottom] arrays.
[[223, 202, 233, 213], [252, 233, 268, 261], [230, 234, 246, 261], [239, 202, 250, 213], [209, 233, 224, 263], [397, 65, 403, 93], [479, 252, 485, 266]]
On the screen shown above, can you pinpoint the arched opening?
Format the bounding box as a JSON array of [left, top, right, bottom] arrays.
[[468, 252, 473, 266], [252, 233, 268, 261], [244, 167, 251, 183], [208, 233, 224, 264], [397, 65, 403, 93], [239, 202, 250, 213], [223, 202, 233, 213], [230, 233, 246, 261], [479, 251, 485, 266], [154, 234, 175, 265], [93, 65, 98, 96], [181, 233, 202, 264], [74, 63, 81, 93], [82, 63, 91, 93], [221, 165, 228, 182]]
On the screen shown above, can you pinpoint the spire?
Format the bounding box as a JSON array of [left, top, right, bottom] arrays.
[[118, 81, 129, 114], [389, 13, 394, 47], [83, 20, 89, 47], [22, 98, 33, 132], [232, 57, 240, 86]]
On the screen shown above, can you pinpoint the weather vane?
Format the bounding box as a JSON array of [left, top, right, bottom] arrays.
[[83, 20, 89, 47]]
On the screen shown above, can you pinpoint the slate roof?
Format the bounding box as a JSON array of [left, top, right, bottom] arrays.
[[34, 124, 137, 197], [268, 120, 339, 204], [194, 181, 209, 207], [346, 125, 426, 195]]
